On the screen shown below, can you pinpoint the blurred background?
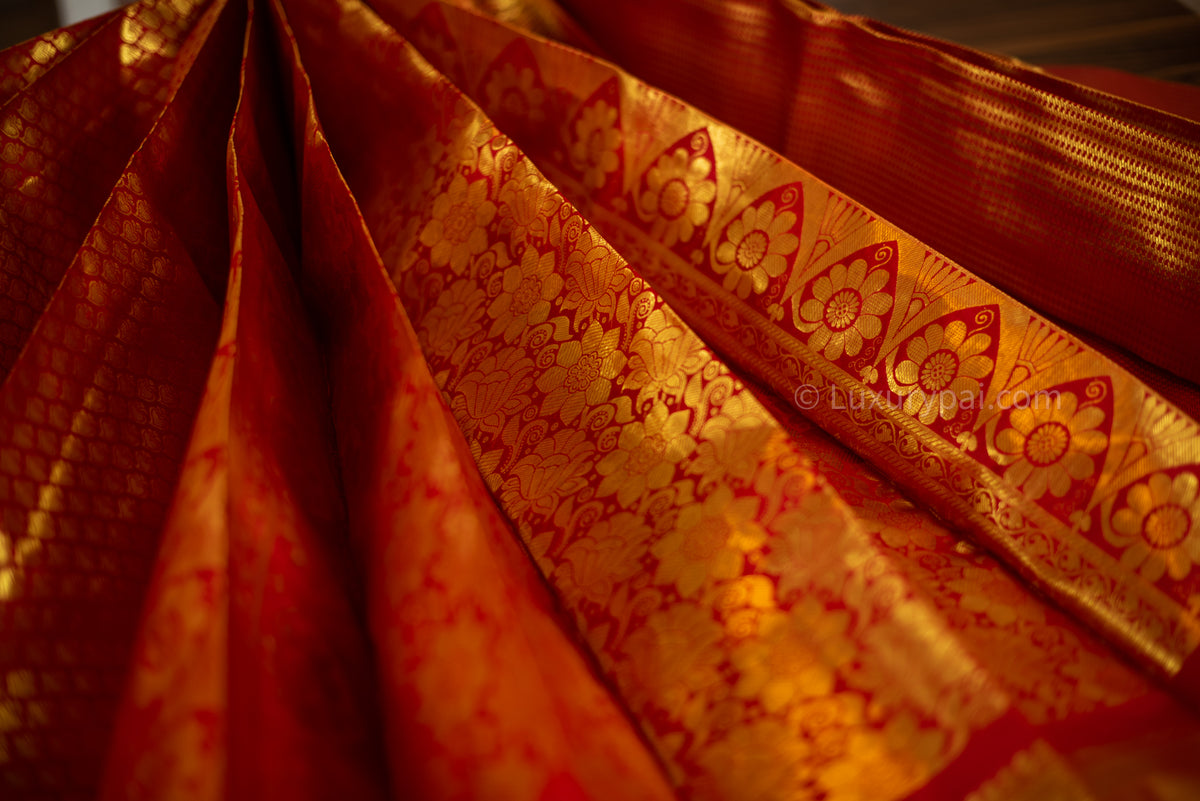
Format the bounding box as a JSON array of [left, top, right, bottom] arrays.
[[1, 0, 1199, 81], [2, 0, 122, 48]]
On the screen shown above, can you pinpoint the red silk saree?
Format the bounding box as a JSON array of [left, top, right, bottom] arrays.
[[2, 0, 1200, 798]]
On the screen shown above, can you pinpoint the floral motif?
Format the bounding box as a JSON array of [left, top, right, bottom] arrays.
[[708, 575, 776, 638], [790, 693, 869, 764], [892, 320, 994, 424], [819, 728, 926, 800], [713, 200, 799, 298], [687, 391, 774, 486], [993, 391, 1107, 501], [570, 100, 621, 190], [496, 159, 546, 246], [450, 345, 536, 438], [652, 485, 765, 598], [561, 228, 628, 328], [597, 402, 696, 507], [439, 107, 496, 180], [1107, 471, 1200, 582], [761, 490, 853, 600], [483, 62, 545, 123], [419, 279, 487, 358], [401, 97, 479, 193], [638, 147, 715, 247], [731, 601, 845, 713], [694, 718, 813, 801], [797, 258, 892, 361], [419, 173, 497, 274], [616, 601, 725, 718], [501, 429, 596, 519], [944, 566, 1045, 627], [486, 246, 562, 341], [536, 321, 626, 423], [556, 512, 652, 606], [624, 308, 710, 406]]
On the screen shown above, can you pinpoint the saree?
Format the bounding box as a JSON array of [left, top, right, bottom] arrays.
[[1, 0, 1199, 798]]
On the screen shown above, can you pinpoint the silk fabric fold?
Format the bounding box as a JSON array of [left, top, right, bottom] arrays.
[[1, 1, 1199, 799]]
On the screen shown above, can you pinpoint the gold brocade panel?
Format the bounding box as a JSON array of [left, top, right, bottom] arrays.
[[368, 0, 1200, 691]]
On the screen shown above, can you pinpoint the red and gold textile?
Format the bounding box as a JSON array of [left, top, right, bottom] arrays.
[[2, 1, 1199, 799]]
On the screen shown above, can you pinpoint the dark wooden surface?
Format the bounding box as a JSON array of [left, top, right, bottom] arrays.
[[2, 0, 1199, 79], [826, 0, 1200, 84]]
